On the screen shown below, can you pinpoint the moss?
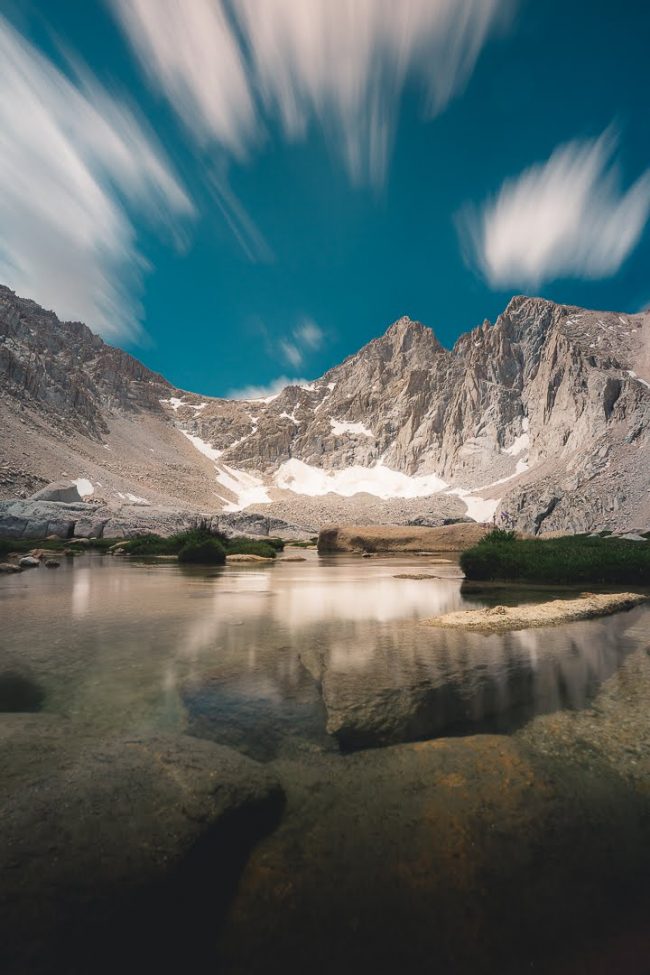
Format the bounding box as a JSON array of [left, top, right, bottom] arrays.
[[460, 530, 650, 585]]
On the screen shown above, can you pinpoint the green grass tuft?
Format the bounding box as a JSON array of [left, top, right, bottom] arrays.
[[177, 538, 226, 565], [460, 530, 650, 585], [224, 538, 277, 559]]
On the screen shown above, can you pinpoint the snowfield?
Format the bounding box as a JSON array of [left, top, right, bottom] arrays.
[[273, 458, 447, 500]]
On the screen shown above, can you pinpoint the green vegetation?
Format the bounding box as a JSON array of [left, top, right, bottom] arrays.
[[223, 538, 277, 559], [0, 536, 117, 557], [287, 538, 318, 548], [0, 528, 286, 563], [460, 530, 650, 585], [178, 538, 226, 565], [121, 528, 282, 560]]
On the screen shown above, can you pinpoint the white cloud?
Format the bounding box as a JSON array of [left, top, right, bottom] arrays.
[[110, 0, 256, 155], [227, 376, 313, 400], [0, 15, 193, 341], [279, 339, 304, 368], [460, 130, 650, 288], [110, 0, 510, 186], [294, 318, 324, 350]]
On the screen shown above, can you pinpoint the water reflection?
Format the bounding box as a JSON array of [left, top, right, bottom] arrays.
[[0, 553, 647, 756]]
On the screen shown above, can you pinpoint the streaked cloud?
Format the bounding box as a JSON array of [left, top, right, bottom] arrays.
[[110, 0, 510, 186], [227, 375, 312, 400], [0, 15, 193, 341], [279, 339, 304, 368], [460, 130, 650, 288]]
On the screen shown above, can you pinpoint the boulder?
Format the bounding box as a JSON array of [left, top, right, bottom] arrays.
[[0, 716, 284, 974], [0, 563, 21, 574], [18, 556, 39, 568], [29, 480, 84, 503], [317, 523, 488, 554], [44, 559, 60, 568]]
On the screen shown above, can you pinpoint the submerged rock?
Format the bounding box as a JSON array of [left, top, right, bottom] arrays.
[[303, 606, 649, 751], [0, 670, 44, 712], [0, 563, 21, 573], [0, 717, 284, 974]]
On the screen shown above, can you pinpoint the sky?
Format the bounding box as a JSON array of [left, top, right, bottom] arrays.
[[1, 0, 649, 397]]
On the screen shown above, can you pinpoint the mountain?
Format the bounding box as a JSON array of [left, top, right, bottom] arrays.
[[1, 284, 649, 534]]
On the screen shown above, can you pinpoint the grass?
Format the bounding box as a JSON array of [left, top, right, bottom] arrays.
[[0, 528, 285, 563], [287, 538, 319, 548], [178, 538, 225, 565], [121, 529, 282, 560], [460, 530, 650, 585], [0, 536, 117, 557]]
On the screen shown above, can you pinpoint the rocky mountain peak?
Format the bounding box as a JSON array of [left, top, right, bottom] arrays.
[[1, 284, 649, 534]]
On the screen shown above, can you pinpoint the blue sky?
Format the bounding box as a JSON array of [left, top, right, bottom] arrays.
[[1, 0, 649, 397]]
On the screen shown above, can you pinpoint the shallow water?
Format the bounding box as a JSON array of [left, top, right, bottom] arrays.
[[1, 550, 647, 756], [2, 550, 650, 973]]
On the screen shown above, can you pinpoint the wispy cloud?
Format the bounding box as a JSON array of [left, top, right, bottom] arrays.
[[460, 130, 650, 288], [278, 316, 326, 367], [110, 0, 511, 187], [0, 15, 194, 341], [279, 339, 304, 368], [294, 317, 324, 350], [227, 375, 312, 400]]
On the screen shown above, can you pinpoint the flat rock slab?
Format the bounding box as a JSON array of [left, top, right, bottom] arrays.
[[318, 523, 488, 554], [0, 715, 284, 974], [226, 553, 274, 562], [424, 592, 648, 632]]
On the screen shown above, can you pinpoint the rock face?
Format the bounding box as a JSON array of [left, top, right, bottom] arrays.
[[0, 496, 307, 541], [1, 283, 649, 532]]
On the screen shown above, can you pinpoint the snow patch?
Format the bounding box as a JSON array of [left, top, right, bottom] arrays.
[[330, 418, 374, 438], [627, 370, 650, 389], [447, 488, 499, 523], [216, 466, 271, 512], [503, 432, 530, 456], [117, 492, 150, 506], [274, 458, 447, 500], [161, 396, 185, 411], [72, 477, 94, 497], [181, 431, 223, 461]]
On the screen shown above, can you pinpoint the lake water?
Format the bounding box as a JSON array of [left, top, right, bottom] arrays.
[[2, 550, 650, 973], [1, 550, 647, 752]]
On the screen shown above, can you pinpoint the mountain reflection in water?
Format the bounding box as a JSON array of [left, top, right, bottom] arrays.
[[2, 551, 644, 759]]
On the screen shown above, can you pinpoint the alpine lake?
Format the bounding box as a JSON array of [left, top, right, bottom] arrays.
[[1, 548, 649, 974]]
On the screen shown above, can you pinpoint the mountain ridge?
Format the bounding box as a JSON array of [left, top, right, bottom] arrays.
[[1, 283, 648, 534]]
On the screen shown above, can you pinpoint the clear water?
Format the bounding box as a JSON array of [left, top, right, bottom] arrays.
[[2, 550, 650, 974], [1, 550, 647, 756]]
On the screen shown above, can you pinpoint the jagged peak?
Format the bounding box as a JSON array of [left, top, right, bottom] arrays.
[[382, 316, 443, 350]]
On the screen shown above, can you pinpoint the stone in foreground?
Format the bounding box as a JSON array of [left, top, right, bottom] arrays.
[[0, 716, 284, 974]]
